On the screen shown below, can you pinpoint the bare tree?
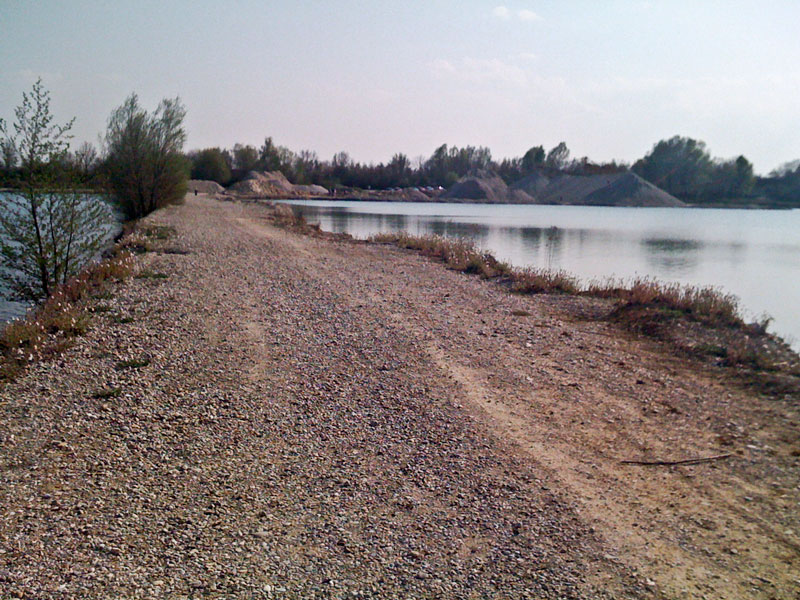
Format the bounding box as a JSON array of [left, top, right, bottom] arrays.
[[72, 141, 98, 180]]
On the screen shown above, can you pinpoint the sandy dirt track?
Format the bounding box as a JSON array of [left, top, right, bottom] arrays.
[[1, 195, 798, 599]]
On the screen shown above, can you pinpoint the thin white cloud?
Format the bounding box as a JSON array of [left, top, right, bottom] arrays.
[[464, 57, 527, 85], [518, 9, 541, 21], [430, 57, 527, 87], [429, 58, 456, 75], [492, 6, 511, 19], [514, 52, 538, 62]]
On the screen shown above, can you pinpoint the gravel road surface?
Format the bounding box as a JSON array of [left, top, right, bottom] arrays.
[[1, 195, 797, 599]]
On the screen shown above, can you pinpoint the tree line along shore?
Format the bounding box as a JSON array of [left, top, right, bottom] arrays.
[[1, 79, 799, 384], [2, 83, 799, 209]]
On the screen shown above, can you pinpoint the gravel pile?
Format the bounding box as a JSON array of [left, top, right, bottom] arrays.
[[512, 171, 684, 207], [188, 180, 226, 194], [443, 172, 536, 204], [227, 172, 327, 198], [292, 184, 329, 196]]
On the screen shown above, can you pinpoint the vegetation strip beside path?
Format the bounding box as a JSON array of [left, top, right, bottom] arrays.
[[1, 195, 798, 599]]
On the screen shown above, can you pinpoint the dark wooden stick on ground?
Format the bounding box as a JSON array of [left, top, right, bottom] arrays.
[[621, 453, 732, 466]]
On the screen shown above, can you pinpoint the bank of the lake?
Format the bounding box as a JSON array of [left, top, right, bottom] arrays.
[[286, 199, 800, 349], [1, 195, 798, 599]]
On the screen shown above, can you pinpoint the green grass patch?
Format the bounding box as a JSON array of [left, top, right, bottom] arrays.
[[161, 246, 190, 255], [115, 358, 150, 370], [693, 343, 729, 358], [142, 225, 176, 240], [135, 270, 169, 280], [92, 387, 122, 399]]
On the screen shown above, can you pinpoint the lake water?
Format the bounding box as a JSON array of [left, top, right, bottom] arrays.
[[285, 200, 800, 349], [0, 192, 121, 322]]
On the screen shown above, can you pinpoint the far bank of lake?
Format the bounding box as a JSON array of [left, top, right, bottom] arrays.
[[285, 200, 800, 349]]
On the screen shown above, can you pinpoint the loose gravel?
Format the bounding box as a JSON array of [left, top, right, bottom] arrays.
[[1, 196, 797, 599]]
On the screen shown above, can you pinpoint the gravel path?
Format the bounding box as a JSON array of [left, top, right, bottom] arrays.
[[1, 196, 797, 599]]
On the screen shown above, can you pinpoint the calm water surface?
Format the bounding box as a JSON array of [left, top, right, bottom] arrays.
[[286, 200, 800, 349], [0, 192, 121, 322]]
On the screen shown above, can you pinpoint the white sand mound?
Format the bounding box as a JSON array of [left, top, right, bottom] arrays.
[[188, 180, 226, 194], [443, 172, 537, 204], [228, 171, 328, 197], [512, 171, 684, 207], [293, 184, 329, 196], [228, 171, 295, 196], [398, 188, 430, 202]]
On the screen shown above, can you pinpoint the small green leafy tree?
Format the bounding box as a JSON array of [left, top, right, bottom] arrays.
[[190, 146, 231, 184], [0, 79, 111, 301], [104, 94, 189, 220]]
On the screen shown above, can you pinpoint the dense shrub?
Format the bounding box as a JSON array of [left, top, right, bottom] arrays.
[[104, 94, 189, 220]]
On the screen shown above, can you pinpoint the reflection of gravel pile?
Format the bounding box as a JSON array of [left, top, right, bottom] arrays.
[[188, 179, 226, 194], [443, 172, 536, 204], [228, 172, 328, 197], [513, 171, 684, 207]]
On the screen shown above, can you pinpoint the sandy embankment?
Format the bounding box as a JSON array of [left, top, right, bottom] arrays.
[[0, 195, 798, 599]]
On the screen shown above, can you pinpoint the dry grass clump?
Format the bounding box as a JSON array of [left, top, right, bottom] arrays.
[[371, 233, 743, 318], [373, 232, 579, 291], [369, 233, 757, 332], [628, 279, 740, 325], [370, 232, 511, 279], [0, 243, 138, 382], [587, 277, 743, 328], [273, 203, 298, 222], [115, 224, 178, 255], [509, 268, 580, 295]]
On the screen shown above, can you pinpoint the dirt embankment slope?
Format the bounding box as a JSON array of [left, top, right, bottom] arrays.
[[1, 196, 797, 599]]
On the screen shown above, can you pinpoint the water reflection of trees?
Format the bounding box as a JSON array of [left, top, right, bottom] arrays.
[[310, 208, 411, 237], [508, 226, 567, 268], [425, 220, 490, 244], [329, 209, 352, 233], [642, 237, 704, 275], [383, 214, 410, 231]]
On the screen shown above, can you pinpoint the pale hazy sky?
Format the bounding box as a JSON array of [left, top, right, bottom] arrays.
[[1, 1, 798, 174]]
